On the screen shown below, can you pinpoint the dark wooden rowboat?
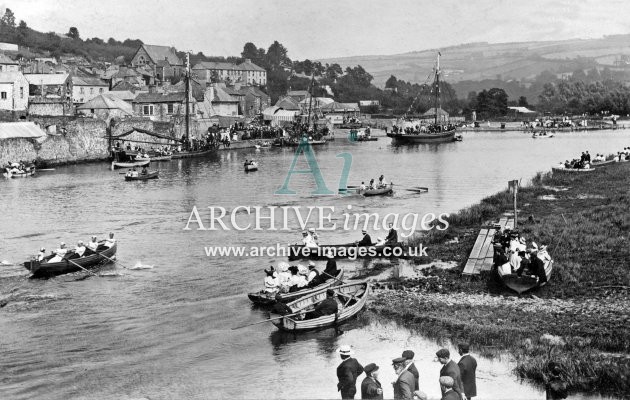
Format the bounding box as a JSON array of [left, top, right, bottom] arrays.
[[247, 268, 344, 306], [386, 129, 456, 144], [171, 148, 216, 159], [124, 171, 159, 181], [359, 184, 394, 197], [288, 242, 406, 261], [24, 243, 117, 277], [270, 281, 369, 332], [497, 259, 553, 295]]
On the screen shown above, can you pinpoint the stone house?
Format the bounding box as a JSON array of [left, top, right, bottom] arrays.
[[72, 75, 109, 105], [132, 90, 195, 122], [0, 72, 29, 111], [0, 54, 19, 73], [192, 59, 267, 86], [76, 93, 133, 122], [239, 86, 270, 117], [130, 44, 183, 81]]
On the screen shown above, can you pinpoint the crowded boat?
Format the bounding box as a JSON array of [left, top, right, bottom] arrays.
[[35, 233, 116, 264], [3, 160, 36, 178]]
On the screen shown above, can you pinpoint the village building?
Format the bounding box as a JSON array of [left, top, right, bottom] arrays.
[[0, 54, 19, 73], [23, 73, 73, 116], [71, 75, 109, 105], [286, 90, 309, 103], [132, 89, 195, 122], [76, 93, 133, 122], [239, 85, 270, 117], [130, 44, 183, 82], [274, 95, 300, 111], [0, 72, 29, 112], [192, 59, 267, 86]]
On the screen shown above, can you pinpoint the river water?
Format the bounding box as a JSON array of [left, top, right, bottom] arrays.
[[1, 129, 628, 399]]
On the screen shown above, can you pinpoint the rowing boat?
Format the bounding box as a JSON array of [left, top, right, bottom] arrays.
[[111, 159, 150, 170], [270, 281, 369, 332], [149, 154, 172, 161], [247, 268, 344, 306], [4, 168, 36, 178], [171, 148, 216, 159], [124, 171, 159, 181], [24, 243, 117, 277], [358, 184, 394, 197], [532, 133, 554, 138], [244, 162, 258, 172], [497, 259, 553, 295], [288, 242, 406, 261], [551, 166, 595, 173]]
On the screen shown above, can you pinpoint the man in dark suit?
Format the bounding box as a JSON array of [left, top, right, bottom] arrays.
[[337, 345, 364, 399], [392, 357, 415, 399], [439, 376, 461, 400], [457, 344, 477, 399], [360, 363, 383, 399], [401, 350, 419, 391], [357, 230, 373, 246], [436, 348, 465, 400], [385, 223, 398, 244], [308, 289, 338, 319]]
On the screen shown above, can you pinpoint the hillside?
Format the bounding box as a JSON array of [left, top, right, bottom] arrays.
[[320, 35, 630, 88]]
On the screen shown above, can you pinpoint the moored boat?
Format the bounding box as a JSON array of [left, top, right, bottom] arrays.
[[552, 166, 595, 173], [24, 243, 118, 277], [124, 170, 159, 181], [532, 132, 554, 138], [148, 154, 172, 161], [288, 242, 406, 261], [358, 184, 394, 196], [4, 167, 36, 178], [111, 159, 150, 170], [497, 259, 553, 295], [247, 268, 344, 306], [244, 162, 259, 172], [270, 281, 369, 332]]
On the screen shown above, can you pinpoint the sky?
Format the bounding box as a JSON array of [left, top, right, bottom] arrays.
[[4, 0, 630, 60]]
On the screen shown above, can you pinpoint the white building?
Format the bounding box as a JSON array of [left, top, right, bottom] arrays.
[[0, 72, 29, 111], [71, 76, 109, 105]]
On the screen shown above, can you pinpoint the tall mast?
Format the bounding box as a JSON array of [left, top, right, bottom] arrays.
[[185, 52, 190, 144], [306, 74, 314, 129], [434, 52, 440, 125]]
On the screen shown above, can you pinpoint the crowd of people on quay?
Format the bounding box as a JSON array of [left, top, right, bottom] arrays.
[[3, 160, 36, 175], [36, 233, 116, 263], [333, 345, 479, 400], [492, 227, 551, 282], [391, 123, 456, 135]]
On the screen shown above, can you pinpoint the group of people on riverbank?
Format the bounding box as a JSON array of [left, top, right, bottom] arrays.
[[493, 227, 551, 282], [559, 147, 630, 169], [335, 344, 477, 400], [260, 253, 340, 295], [37, 233, 116, 263], [4, 160, 35, 175]]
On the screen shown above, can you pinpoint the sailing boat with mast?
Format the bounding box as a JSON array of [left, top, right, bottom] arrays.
[[284, 74, 328, 147], [172, 52, 219, 158], [386, 52, 457, 144]]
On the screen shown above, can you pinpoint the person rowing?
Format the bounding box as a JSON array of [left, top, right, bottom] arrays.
[[74, 240, 86, 257], [86, 235, 99, 254], [301, 230, 318, 248], [48, 242, 68, 263], [104, 232, 116, 248], [37, 247, 46, 262]]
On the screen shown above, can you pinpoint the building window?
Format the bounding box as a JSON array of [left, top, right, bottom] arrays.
[[167, 103, 174, 114], [90, 88, 94, 94], [142, 105, 154, 115], [20, 87, 24, 99], [1, 92, 6, 99], [99, 88, 104, 93], [80, 87, 84, 94], [90, 109, 95, 114]]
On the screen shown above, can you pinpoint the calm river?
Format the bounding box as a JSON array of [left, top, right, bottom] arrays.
[[1, 129, 627, 399]]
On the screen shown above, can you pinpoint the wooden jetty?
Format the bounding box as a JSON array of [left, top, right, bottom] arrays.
[[462, 217, 514, 275]]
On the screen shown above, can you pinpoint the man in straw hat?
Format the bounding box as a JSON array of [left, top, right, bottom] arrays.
[[337, 344, 364, 399], [360, 363, 383, 399], [392, 357, 415, 399], [436, 348, 465, 400], [439, 376, 460, 400]]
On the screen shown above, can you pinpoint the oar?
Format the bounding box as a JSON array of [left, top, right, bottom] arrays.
[[95, 251, 130, 269], [231, 310, 304, 330], [320, 270, 346, 285], [66, 258, 99, 277], [37, 168, 56, 171]]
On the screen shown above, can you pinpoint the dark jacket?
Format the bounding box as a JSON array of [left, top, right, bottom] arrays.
[[441, 389, 461, 400], [393, 370, 415, 400], [313, 297, 338, 317], [407, 363, 419, 391], [458, 354, 477, 397], [440, 360, 464, 397], [357, 234, 373, 246], [546, 377, 568, 400], [360, 376, 383, 399], [324, 259, 339, 276], [385, 228, 398, 243], [337, 357, 364, 399]]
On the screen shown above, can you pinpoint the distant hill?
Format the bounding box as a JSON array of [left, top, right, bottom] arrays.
[[319, 35, 630, 89]]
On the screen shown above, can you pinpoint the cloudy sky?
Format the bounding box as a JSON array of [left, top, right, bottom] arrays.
[[5, 0, 630, 60]]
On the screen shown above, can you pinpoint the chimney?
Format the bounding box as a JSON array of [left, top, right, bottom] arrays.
[[148, 85, 156, 94]]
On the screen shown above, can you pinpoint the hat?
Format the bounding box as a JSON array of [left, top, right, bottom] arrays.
[[364, 363, 379, 374], [540, 245, 548, 251], [77, 240, 84, 245], [326, 289, 335, 296], [60, 242, 66, 247], [337, 345, 354, 356], [264, 267, 275, 276], [519, 237, 526, 244], [40, 247, 45, 251], [278, 261, 290, 272], [439, 376, 454, 388], [302, 231, 308, 235], [326, 251, 334, 259], [362, 229, 367, 234], [458, 343, 470, 353], [308, 261, 316, 267], [308, 228, 315, 233], [392, 357, 406, 365], [91, 235, 97, 239], [402, 350, 415, 360], [435, 348, 450, 359]]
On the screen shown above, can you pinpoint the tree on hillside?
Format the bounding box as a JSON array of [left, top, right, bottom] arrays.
[[324, 63, 342, 81], [241, 42, 258, 60], [518, 96, 529, 107], [67, 27, 80, 40], [476, 88, 508, 118], [265, 41, 290, 69], [385, 75, 398, 89], [1, 8, 16, 27]]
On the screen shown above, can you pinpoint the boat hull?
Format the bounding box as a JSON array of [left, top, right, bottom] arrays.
[[248, 269, 344, 305], [498, 259, 553, 294], [171, 148, 216, 159], [552, 167, 595, 173], [387, 130, 456, 144], [359, 185, 394, 196], [270, 281, 369, 332], [24, 243, 117, 277], [111, 160, 150, 169], [4, 169, 36, 178], [244, 163, 258, 172], [288, 243, 406, 261], [124, 171, 159, 181]]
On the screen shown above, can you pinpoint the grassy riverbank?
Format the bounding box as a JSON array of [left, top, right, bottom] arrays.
[[368, 162, 630, 396]]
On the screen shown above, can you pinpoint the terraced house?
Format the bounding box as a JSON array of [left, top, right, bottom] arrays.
[[192, 59, 266, 86], [132, 88, 196, 122], [130, 44, 184, 82], [0, 71, 29, 111], [71, 75, 109, 105]]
